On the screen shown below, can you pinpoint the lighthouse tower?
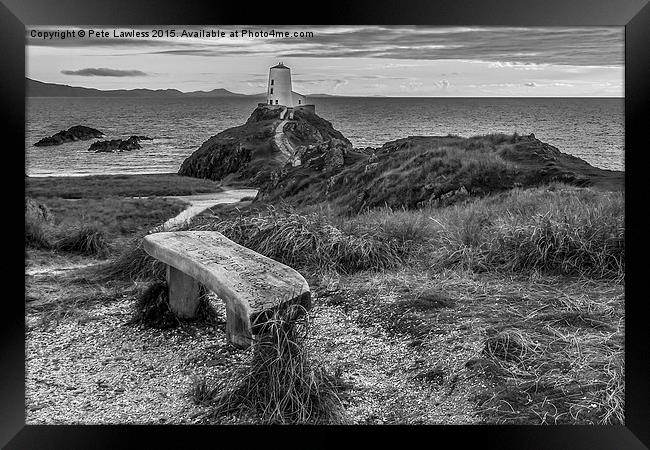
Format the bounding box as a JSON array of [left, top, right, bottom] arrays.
[[266, 62, 306, 108], [267, 62, 293, 106]]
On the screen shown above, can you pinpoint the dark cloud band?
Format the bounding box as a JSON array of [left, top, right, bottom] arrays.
[[60, 67, 149, 77]]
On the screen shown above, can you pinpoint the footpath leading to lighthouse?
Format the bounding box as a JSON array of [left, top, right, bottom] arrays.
[[273, 118, 293, 159]]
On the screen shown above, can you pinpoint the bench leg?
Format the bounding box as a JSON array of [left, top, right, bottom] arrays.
[[166, 265, 201, 319], [225, 301, 253, 349]]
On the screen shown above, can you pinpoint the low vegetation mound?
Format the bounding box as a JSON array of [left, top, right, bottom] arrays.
[[257, 133, 623, 213]]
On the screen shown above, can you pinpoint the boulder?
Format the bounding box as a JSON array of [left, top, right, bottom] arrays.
[[89, 135, 151, 153], [34, 125, 104, 146]]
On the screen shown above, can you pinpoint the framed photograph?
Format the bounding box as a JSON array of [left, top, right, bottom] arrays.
[[4, 0, 647, 447]]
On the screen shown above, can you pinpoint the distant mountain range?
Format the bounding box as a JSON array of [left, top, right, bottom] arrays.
[[26, 78, 342, 98]]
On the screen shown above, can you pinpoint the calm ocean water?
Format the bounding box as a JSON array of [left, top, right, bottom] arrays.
[[26, 97, 624, 177]]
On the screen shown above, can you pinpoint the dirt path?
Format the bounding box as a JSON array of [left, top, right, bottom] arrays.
[[273, 119, 293, 159], [160, 189, 258, 231]]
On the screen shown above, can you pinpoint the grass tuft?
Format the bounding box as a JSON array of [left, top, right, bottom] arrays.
[[51, 224, 111, 257], [483, 329, 535, 362], [93, 237, 166, 282], [128, 280, 180, 329], [195, 304, 348, 424]]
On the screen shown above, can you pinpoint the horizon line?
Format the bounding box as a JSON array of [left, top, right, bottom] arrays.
[[26, 78, 624, 99]]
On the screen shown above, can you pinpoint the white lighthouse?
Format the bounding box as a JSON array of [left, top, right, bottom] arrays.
[[266, 62, 306, 108]]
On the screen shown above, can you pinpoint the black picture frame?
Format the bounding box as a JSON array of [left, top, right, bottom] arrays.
[[3, 0, 647, 447]]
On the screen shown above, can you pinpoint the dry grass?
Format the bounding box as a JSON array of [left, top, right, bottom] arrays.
[[25, 219, 52, 250], [324, 268, 624, 425], [472, 322, 624, 425], [193, 304, 348, 424], [26, 268, 141, 329], [339, 184, 624, 280], [189, 205, 403, 275]]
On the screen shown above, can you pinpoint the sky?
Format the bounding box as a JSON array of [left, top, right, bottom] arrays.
[[26, 25, 624, 97]]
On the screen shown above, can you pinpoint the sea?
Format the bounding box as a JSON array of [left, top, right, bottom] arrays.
[[25, 97, 625, 177]]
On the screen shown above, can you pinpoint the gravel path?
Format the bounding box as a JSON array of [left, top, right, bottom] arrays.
[[26, 296, 244, 424], [25, 291, 478, 424]]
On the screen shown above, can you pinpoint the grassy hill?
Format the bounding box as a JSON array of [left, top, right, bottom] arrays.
[[258, 133, 623, 213]]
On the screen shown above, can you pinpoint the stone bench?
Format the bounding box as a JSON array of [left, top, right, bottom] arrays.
[[142, 231, 311, 348]]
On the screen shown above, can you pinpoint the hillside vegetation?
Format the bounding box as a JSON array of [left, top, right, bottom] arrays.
[[258, 133, 623, 213]]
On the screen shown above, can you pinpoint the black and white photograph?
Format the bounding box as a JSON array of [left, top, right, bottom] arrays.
[[22, 21, 629, 427]]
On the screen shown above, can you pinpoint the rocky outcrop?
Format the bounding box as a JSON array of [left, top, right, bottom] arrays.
[[178, 105, 351, 186], [34, 125, 104, 146], [256, 138, 367, 203], [90, 135, 152, 153]]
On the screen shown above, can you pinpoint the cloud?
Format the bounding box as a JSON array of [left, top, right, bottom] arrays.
[[29, 26, 624, 67], [60, 68, 149, 77], [524, 82, 537, 87]]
